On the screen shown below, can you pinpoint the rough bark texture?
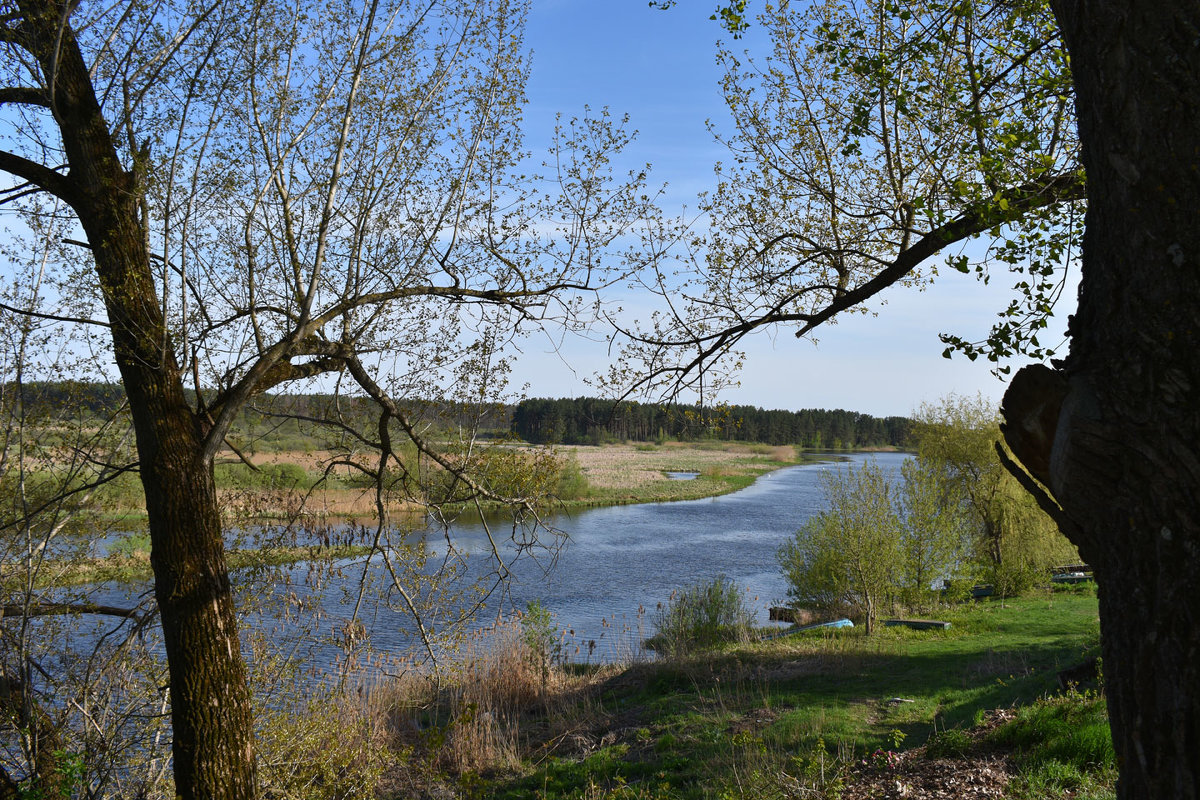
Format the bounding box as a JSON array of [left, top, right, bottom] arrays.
[[14, 2, 258, 797], [1003, 2, 1200, 797]]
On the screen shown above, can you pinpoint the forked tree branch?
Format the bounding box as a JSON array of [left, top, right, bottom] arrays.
[[793, 171, 1086, 338], [0, 149, 73, 202], [614, 170, 1085, 400]]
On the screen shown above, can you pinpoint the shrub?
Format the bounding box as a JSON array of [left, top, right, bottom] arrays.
[[214, 462, 312, 490], [426, 446, 581, 507], [522, 600, 564, 690], [109, 532, 151, 558], [555, 454, 591, 500], [650, 575, 754, 655], [270, 462, 308, 487], [924, 728, 971, 759], [256, 686, 390, 799], [94, 469, 145, 509]]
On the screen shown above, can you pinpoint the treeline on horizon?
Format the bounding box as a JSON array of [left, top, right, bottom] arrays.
[[4, 381, 509, 430], [510, 397, 913, 448], [9, 381, 913, 449]]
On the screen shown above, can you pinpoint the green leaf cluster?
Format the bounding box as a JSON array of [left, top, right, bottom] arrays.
[[779, 395, 1079, 631]]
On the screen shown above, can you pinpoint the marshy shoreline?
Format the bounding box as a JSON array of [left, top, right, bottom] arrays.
[[47, 442, 897, 586]]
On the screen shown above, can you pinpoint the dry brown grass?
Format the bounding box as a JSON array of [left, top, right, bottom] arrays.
[[565, 441, 798, 493], [377, 618, 622, 784], [211, 440, 804, 519], [218, 485, 422, 521]]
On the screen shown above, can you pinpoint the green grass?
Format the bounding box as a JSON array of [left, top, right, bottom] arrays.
[[477, 589, 1105, 799], [563, 458, 808, 509], [992, 689, 1115, 798]]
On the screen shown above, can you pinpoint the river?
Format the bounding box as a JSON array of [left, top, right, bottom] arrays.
[[309, 450, 905, 664], [92, 450, 908, 668]]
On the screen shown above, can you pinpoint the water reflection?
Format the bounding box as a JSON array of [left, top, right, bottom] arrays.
[[354, 451, 907, 660], [92, 451, 909, 667]]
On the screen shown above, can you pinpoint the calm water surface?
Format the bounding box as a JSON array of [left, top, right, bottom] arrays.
[[93, 451, 908, 666], [347, 450, 909, 660]]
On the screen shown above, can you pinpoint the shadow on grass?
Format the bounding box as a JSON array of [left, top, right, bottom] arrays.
[[481, 594, 1100, 800]]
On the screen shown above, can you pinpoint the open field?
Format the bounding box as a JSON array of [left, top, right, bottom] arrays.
[[96, 441, 824, 521], [560, 441, 815, 507]]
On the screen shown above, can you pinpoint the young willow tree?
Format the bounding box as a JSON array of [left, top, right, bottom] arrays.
[[778, 460, 903, 634], [895, 456, 971, 604], [779, 456, 971, 630], [0, 1, 657, 796], [913, 394, 1075, 595], [654, 1, 1200, 796]]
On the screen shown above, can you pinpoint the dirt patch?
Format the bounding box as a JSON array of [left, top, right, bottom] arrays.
[[840, 710, 1018, 800], [728, 707, 780, 735], [843, 753, 1012, 799]]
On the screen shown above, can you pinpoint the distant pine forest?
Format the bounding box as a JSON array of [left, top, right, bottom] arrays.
[[510, 397, 912, 448], [11, 381, 913, 450]]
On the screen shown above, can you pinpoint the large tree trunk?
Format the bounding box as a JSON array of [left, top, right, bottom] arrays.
[[19, 3, 259, 797], [1003, 3, 1200, 797]]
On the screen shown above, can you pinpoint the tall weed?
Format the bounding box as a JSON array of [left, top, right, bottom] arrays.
[[650, 575, 755, 656]]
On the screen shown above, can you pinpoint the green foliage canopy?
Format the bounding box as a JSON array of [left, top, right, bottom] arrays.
[[621, 0, 1082, 398]]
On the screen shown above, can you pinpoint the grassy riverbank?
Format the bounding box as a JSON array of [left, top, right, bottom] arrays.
[[559, 441, 823, 507], [95, 441, 835, 522], [363, 585, 1109, 800], [25, 544, 373, 588]]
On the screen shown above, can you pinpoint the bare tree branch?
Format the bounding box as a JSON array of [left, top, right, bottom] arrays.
[[0, 150, 72, 202], [0, 86, 49, 106], [0, 603, 148, 622], [0, 299, 109, 328]]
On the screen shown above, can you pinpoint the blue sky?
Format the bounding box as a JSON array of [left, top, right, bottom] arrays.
[[505, 0, 1076, 419]]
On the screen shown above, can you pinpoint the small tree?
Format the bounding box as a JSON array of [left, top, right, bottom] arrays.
[[778, 461, 902, 633], [521, 600, 561, 692], [896, 456, 971, 607]]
